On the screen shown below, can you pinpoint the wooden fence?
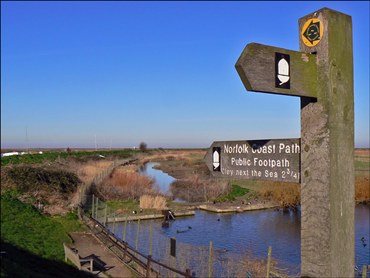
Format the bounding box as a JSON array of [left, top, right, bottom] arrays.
[[79, 208, 193, 278]]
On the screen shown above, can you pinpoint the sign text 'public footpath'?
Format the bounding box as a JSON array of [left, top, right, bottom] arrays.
[[206, 139, 300, 182]]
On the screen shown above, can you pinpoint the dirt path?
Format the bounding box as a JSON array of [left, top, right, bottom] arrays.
[[70, 232, 132, 278]]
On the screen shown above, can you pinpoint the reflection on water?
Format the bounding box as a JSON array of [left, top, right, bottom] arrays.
[[110, 206, 369, 275], [139, 162, 175, 194], [355, 204, 370, 269], [134, 164, 370, 274]]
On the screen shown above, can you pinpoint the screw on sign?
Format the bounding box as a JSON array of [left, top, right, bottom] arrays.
[[234, 8, 354, 277]]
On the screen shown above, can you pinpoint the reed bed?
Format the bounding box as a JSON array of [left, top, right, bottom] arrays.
[[171, 174, 230, 202], [76, 160, 112, 184], [355, 176, 370, 203], [139, 195, 167, 210], [97, 167, 157, 200]]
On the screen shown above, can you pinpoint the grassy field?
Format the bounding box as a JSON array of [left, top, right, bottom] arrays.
[[1, 149, 137, 166], [0, 193, 90, 277]]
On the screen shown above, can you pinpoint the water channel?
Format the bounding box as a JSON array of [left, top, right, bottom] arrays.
[[109, 162, 369, 275]]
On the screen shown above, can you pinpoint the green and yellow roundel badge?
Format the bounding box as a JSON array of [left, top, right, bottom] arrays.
[[301, 18, 323, 47]]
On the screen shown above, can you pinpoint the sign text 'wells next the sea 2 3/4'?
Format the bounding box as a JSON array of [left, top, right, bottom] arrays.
[[205, 139, 301, 183]]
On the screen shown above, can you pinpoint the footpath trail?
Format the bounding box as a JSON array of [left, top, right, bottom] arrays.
[[70, 232, 132, 278]]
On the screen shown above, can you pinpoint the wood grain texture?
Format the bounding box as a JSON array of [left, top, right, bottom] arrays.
[[235, 43, 317, 98], [299, 8, 354, 277]]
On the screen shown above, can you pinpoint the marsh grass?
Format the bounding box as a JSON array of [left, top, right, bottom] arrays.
[[355, 176, 370, 203], [139, 195, 167, 210], [171, 174, 229, 202], [97, 167, 157, 200], [233, 180, 300, 207]]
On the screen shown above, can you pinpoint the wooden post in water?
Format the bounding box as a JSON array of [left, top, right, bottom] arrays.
[[266, 246, 272, 278], [362, 265, 367, 278]]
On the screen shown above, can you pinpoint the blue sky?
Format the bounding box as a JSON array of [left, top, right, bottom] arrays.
[[1, 1, 369, 149]]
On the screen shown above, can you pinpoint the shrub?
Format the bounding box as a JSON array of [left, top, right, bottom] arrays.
[[139, 142, 147, 152], [6, 166, 80, 193]]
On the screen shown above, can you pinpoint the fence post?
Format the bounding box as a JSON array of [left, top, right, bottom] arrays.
[[146, 255, 152, 278], [149, 223, 153, 256], [266, 246, 272, 278], [123, 241, 128, 260], [136, 219, 141, 251], [92, 194, 95, 218], [95, 197, 99, 221], [208, 241, 213, 278], [124, 215, 128, 241], [363, 265, 367, 278], [112, 212, 116, 235], [79, 188, 82, 205], [104, 204, 107, 226]]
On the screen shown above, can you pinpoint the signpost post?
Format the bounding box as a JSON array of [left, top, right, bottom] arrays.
[[207, 8, 354, 277]]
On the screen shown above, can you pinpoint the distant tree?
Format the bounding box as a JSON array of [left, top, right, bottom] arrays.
[[66, 147, 72, 153], [139, 142, 147, 152]]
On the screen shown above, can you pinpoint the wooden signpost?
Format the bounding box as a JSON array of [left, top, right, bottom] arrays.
[[207, 8, 354, 277]]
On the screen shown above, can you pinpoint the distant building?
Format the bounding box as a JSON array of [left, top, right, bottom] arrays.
[[1, 152, 19, 157]]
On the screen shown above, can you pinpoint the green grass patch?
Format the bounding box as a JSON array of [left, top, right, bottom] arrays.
[[102, 199, 158, 216], [0, 194, 83, 261], [215, 184, 251, 202], [106, 199, 140, 212], [355, 159, 370, 171], [1, 149, 137, 166], [52, 212, 87, 233]]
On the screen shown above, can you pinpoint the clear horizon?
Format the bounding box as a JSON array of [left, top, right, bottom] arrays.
[[2, 2, 369, 149]]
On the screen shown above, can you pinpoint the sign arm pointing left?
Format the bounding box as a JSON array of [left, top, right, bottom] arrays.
[[235, 43, 317, 98]]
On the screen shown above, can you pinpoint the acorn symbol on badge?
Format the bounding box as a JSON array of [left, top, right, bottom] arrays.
[[212, 147, 221, 171], [275, 52, 290, 89], [277, 58, 290, 85]]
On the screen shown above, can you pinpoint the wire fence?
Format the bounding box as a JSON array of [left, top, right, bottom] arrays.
[[83, 194, 296, 278]]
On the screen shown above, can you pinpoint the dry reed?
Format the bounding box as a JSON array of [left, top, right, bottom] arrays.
[[97, 167, 156, 200], [171, 174, 229, 202], [355, 176, 370, 203], [76, 160, 112, 184], [139, 195, 167, 210]]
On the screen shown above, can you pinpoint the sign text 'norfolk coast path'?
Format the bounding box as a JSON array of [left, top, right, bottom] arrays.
[[205, 139, 300, 183]]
